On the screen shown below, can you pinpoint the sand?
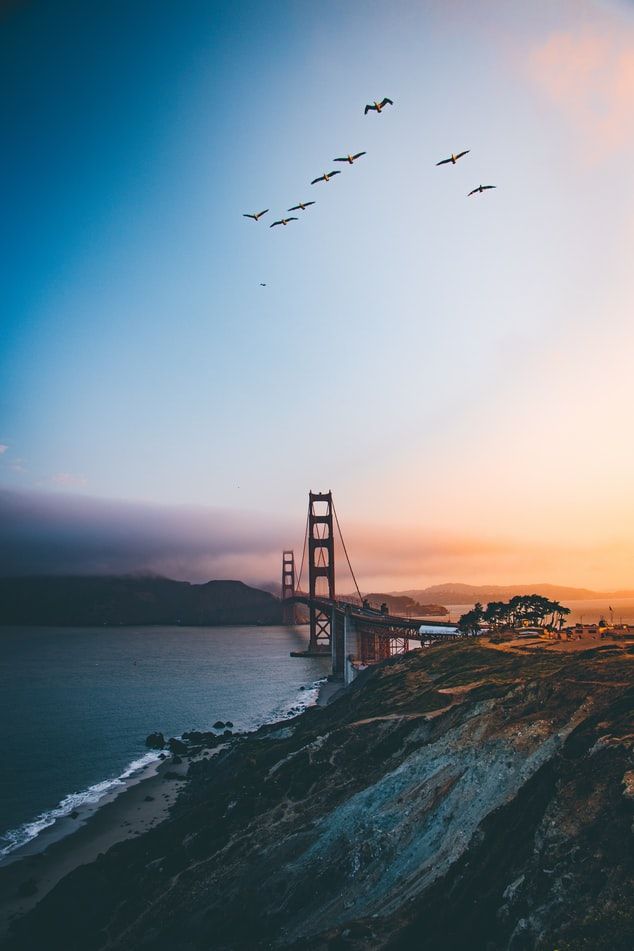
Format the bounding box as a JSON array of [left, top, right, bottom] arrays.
[[0, 753, 191, 938]]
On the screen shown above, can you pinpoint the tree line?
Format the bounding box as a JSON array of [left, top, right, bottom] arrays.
[[457, 594, 571, 636]]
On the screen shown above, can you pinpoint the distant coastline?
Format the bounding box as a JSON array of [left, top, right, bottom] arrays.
[[0, 576, 283, 627]]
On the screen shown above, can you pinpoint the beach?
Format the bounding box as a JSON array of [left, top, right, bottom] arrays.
[[0, 673, 337, 940], [0, 752, 190, 937]]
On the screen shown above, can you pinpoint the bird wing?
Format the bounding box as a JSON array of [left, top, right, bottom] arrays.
[[352, 152, 366, 160], [436, 158, 451, 166], [333, 157, 347, 162], [243, 214, 256, 219], [380, 98, 393, 107], [258, 209, 269, 217], [288, 205, 301, 211], [304, 201, 315, 206], [467, 189, 478, 196], [455, 151, 470, 160], [287, 217, 298, 221], [270, 220, 282, 227], [328, 170, 341, 177], [311, 176, 324, 184], [482, 185, 496, 190], [364, 104, 374, 114]]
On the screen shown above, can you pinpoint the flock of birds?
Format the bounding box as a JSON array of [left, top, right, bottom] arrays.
[[243, 96, 497, 243]]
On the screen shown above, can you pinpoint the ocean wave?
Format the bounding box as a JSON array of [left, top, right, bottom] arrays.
[[0, 678, 324, 861], [0, 750, 161, 860]]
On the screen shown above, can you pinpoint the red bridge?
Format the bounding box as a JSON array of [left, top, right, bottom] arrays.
[[282, 491, 457, 685]]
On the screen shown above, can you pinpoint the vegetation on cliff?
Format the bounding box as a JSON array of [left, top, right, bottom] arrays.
[[6, 640, 634, 950]]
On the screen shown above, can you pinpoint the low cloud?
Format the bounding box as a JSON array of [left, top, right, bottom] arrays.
[[0, 488, 606, 592]]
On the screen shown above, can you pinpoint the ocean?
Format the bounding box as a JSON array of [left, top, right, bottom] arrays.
[[0, 624, 329, 860]]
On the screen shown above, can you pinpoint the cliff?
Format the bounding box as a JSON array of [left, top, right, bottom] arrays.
[[6, 640, 634, 950], [0, 576, 283, 627]]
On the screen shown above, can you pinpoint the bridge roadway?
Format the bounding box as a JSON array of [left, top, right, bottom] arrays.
[[289, 594, 457, 684], [290, 594, 456, 634]]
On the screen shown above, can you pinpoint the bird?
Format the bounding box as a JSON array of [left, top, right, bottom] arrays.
[[287, 201, 315, 211], [270, 217, 298, 227], [243, 209, 269, 221], [468, 185, 496, 196], [334, 152, 366, 164], [364, 98, 393, 114], [310, 171, 341, 184], [436, 150, 470, 166], [259, 283, 267, 286]]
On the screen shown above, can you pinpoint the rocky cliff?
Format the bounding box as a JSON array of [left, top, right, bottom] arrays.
[[6, 641, 634, 950]]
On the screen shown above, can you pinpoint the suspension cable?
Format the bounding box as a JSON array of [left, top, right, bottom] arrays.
[[295, 508, 309, 593], [332, 499, 363, 603]]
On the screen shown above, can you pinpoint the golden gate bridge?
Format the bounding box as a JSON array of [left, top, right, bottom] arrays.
[[281, 491, 457, 685]]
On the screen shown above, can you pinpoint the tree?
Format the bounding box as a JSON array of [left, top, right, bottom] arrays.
[[457, 602, 484, 636]]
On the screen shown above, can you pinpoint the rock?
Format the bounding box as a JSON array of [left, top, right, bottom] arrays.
[[223, 730, 233, 736], [168, 737, 188, 755], [145, 732, 165, 750], [70, 811, 79, 819], [158, 753, 166, 760], [172, 754, 182, 765], [163, 771, 185, 781], [144, 795, 155, 802], [213, 721, 225, 730], [225, 721, 234, 728]]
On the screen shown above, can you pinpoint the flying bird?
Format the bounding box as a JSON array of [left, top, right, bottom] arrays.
[[364, 98, 393, 115], [334, 152, 366, 164], [468, 185, 496, 196], [287, 201, 315, 211], [270, 217, 298, 227], [259, 283, 267, 286], [310, 171, 341, 184], [436, 150, 470, 166], [243, 209, 269, 221]]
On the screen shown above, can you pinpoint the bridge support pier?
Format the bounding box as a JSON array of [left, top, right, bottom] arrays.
[[308, 491, 335, 653], [343, 607, 360, 686], [281, 550, 297, 626]]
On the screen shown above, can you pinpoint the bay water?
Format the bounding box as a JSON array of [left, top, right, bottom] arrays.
[[0, 625, 329, 859]]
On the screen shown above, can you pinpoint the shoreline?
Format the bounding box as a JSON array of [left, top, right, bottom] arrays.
[[0, 674, 338, 938], [0, 753, 188, 936]]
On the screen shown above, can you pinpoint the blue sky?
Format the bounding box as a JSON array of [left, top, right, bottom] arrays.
[[2, 0, 634, 588]]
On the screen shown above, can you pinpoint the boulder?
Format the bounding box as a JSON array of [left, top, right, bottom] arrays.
[[145, 732, 165, 750], [213, 721, 225, 730], [168, 737, 188, 755], [144, 795, 155, 802], [225, 721, 234, 728], [172, 754, 182, 765]]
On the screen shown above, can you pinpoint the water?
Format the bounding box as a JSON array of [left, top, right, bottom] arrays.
[[0, 625, 329, 859]]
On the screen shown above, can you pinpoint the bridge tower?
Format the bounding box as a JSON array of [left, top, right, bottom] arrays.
[[308, 490, 335, 652], [281, 550, 297, 625]]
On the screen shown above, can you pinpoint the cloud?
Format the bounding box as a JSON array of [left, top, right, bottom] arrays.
[[51, 472, 88, 488], [0, 488, 616, 591], [527, 25, 634, 161], [0, 445, 8, 454]]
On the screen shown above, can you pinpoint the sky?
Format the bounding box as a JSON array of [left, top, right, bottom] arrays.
[[2, 0, 634, 591]]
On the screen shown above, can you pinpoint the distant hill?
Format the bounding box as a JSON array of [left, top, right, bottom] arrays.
[[393, 582, 634, 606], [363, 593, 448, 616], [0, 576, 283, 627]]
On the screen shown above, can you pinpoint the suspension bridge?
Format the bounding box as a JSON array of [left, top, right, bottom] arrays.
[[281, 491, 457, 685]]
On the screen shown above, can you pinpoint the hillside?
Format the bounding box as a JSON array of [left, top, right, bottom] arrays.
[[363, 593, 448, 616], [0, 576, 283, 627], [5, 639, 634, 949], [396, 582, 634, 605]]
